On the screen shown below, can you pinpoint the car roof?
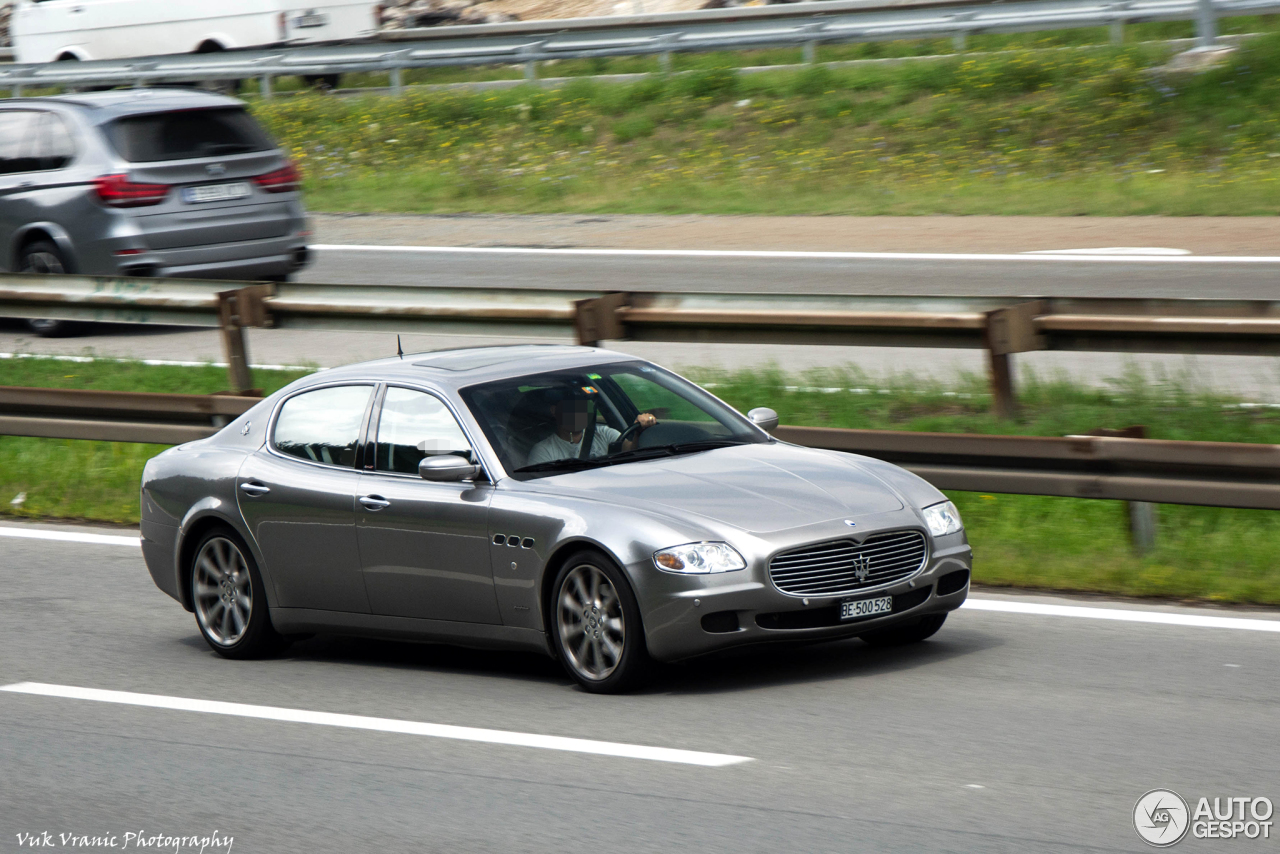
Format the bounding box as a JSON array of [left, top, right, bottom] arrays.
[[306, 345, 640, 390], [3, 89, 246, 122]]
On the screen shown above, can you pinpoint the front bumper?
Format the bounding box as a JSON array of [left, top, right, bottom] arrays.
[[635, 539, 972, 662]]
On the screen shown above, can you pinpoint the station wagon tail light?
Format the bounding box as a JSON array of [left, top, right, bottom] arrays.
[[92, 174, 169, 207], [253, 162, 301, 193], [653, 542, 746, 574]]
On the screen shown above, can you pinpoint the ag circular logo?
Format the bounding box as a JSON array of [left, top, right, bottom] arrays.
[[1135, 789, 1191, 847]]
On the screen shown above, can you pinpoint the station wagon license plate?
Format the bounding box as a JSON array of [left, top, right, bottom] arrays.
[[841, 595, 893, 621], [182, 182, 251, 204]]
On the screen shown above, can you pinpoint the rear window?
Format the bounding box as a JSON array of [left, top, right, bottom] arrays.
[[103, 108, 274, 163]]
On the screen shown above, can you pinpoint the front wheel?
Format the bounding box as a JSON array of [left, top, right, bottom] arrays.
[[860, 613, 947, 647], [190, 526, 282, 659], [550, 550, 650, 693]]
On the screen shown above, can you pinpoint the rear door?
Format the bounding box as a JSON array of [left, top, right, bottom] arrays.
[[356, 386, 500, 624], [237, 383, 375, 613], [100, 107, 295, 250], [0, 109, 80, 271]]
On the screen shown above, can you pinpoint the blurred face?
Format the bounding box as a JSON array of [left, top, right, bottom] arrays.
[[553, 399, 591, 433]]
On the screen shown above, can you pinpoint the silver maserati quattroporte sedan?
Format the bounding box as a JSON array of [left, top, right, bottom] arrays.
[[140, 346, 972, 692]]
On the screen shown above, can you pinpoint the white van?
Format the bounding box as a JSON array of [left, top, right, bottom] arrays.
[[12, 0, 382, 64]]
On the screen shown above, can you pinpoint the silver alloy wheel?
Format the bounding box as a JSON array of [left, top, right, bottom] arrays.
[[557, 563, 625, 681], [193, 537, 253, 647], [21, 251, 64, 274]]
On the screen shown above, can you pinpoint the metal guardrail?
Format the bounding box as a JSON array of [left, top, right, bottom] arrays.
[[3, 385, 1277, 511], [6, 273, 1280, 416], [1, 0, 1268, 95]]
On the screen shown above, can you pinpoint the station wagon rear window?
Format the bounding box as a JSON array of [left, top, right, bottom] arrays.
[[104, 108, 273, 162]]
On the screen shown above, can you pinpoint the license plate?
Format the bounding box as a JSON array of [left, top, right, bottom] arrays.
[[182, 182, 251, 204], [293, 12, 329, 28], [841, 595, 893, 621]]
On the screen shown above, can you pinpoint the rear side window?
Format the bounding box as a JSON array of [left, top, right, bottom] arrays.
[[272, 385, 373, 468], [0, 110, 77, 174], [104, 108, 273, 163]]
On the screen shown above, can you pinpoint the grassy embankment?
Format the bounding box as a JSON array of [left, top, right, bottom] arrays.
[[242, 28, 1280, 215], [5, 359, 1280, 605]]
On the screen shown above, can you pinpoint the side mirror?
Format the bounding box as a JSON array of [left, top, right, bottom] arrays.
[[747, 407, 779, 433], [419, 454, 481, 482]]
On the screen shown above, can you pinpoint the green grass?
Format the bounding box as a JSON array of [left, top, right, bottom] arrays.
[[238, 29, 1280, 216], [0, 358, 310, 524], [4, 359, 1280, 604]]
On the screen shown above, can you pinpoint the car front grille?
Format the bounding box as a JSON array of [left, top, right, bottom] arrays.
[[768, 530, 927, 597]]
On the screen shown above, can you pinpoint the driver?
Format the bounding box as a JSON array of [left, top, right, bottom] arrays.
[[526, 388, 656, 466]]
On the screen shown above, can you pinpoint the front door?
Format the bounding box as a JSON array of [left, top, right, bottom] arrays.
[[237, 383, 375, 613], [357, 386, 499, 624]]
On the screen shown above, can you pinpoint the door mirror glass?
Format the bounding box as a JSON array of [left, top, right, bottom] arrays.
[[747, 407, 779, 433], [419, 454, 481, 482], [273, 385, 373, 467], [376, 387, 474, 475]]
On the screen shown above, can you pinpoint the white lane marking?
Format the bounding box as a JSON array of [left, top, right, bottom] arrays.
[[0, 682, 751, 767], [311, 244, 1280, 264], [0, 527, 140, 548], [1023, 247, 1191, 256], [964, 598, 1280, 632]]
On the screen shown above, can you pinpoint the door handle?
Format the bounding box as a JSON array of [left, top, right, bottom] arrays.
[[239, 481, 270, 497], [359, 494, 390, 511]]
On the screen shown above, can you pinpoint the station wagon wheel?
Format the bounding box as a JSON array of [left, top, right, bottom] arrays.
[[550, 550, 650, 693], [20, 241, 78, 337], [189, 526, 282, 659]]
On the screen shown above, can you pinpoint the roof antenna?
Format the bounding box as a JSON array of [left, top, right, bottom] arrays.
[[396, 334, 404, 360]]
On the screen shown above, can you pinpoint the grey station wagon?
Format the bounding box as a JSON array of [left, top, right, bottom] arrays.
[[140, 346, 973, 693], [0, 88, 309, 335]]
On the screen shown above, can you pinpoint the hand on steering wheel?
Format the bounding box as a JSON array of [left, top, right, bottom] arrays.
[[609, 412, 657, 453]]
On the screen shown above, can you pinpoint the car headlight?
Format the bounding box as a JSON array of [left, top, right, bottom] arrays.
[[653, 542, 746, 574], [922, 500, 963, 537]]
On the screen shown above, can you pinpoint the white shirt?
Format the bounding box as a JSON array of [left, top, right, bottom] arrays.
[[527, 426, 622, 466]]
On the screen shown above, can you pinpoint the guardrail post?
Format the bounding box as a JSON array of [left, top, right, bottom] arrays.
[[524, 61, 538, 81], [659, 51, 673, 73], [259, 74, 274, 101], [574, 293, 631, 346], [390, 67, 404, 95], [217, 285, 275, 395], [1196, 0, 1218, 47], [10, 85, 21, 98], [1110, 20, 1124, 43], [983, 301, 1047, 420], [803, 41, 817, 64], [952, 33, 967, 52]]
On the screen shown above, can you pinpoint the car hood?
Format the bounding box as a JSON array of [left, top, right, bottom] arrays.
[[524, 442, 905, 534]]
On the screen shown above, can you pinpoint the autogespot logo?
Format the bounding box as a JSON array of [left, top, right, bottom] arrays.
[[1134, 789, 1191, 847]]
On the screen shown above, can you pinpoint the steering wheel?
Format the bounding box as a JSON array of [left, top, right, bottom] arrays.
[[608, 420, 646, 454]]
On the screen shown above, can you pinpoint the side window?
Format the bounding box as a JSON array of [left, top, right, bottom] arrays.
[[0, 111, 39, 175], [32, 113, 77, 171], [375, 388, 470, 475], [272, 385, 373, 468]]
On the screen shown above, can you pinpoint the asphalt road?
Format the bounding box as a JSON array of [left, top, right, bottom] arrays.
[[2, 523, 1278, 853], [305, 245, 1280, 300]]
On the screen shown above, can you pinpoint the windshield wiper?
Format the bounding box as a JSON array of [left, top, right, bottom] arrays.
[[200, 143, 258, 154], [664, 439, 755, 454], [515, 445, 677, 474]]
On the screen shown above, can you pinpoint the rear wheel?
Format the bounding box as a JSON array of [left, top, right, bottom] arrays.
[[550, 550, 650, 693], [861, 613, 947, 647], [20, 241, 79, 337], [190, 526, 283, 659]]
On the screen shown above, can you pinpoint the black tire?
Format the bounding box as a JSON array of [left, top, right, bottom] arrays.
[[548, 549, 651, 693], [189, 525, 283, 659], [860, 613, 947, 647], [20, 241, 80, 338]]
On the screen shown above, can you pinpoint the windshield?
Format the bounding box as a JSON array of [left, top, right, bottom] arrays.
[[104, 108, 274, 163], [460, 361, 767, 478]]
